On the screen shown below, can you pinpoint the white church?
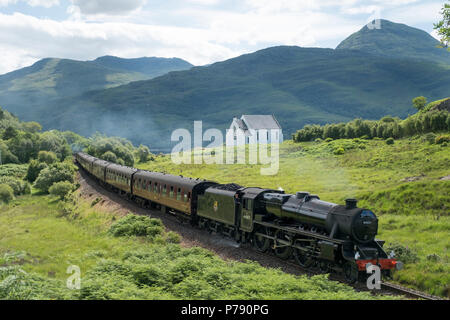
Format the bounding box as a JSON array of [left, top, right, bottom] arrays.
[[226, 115, 283, 146]]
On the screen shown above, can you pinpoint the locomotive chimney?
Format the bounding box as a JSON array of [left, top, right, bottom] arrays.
[[296, 192, 310, 199], [346, 199, 358, 209]]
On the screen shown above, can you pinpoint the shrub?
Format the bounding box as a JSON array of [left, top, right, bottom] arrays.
[[137, 145, 151, 163], [26, 160, 48, 182], [386, 243, 419, 264], [34, 162, 76, 193], [386, 138, 395, 145], [0, 184, 14, 204], [324, 138, 333, 143], [333, 147, 345, 155], [435, 135, 450, 145], [108, 215, 164, 238], [166, 232, 181, 244], [412, 96, 427, 111], [37, 151, 58, 165], [101, 151, 118, 163], [426, 254, 441, 262], [423, 133, 437, 144], [0, 177, 30, 196], [49, 181, 74, 200], [0, 164, 28, 179]]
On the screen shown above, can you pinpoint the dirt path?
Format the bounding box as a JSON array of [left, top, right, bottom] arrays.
[[77, 169, 310, 277]]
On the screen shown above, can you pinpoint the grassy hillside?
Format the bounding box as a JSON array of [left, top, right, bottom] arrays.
[[337, 20, 450, 65], [0, 56, 193, 127], [138, 136, 450, 297], [0, 192, 385, 300], [93, 56, 193, 78]]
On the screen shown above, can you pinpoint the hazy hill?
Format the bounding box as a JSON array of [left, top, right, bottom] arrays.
[[93, 56, 193, 78], [337, 20, 450, 65], [0, 56, 193, 122]]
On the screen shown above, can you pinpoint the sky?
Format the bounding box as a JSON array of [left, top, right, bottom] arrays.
[[0, 0, 446, 74]]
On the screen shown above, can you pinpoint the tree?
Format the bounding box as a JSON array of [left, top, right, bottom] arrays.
[[26, 160, 48, 183], [34, 162, 75, 193], [101, 151, 118, 163], [2, 126, 18, 140], [0, 184, 14, 204], [23, 122, 42, 133], [137, 145, 151, 163], [434, 3, 450, 48], [38, 151, 58, 165], [49, 181, 74, 200], [412, 96, 427, 111]]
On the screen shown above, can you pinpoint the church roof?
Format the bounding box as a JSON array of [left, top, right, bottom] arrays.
[[241, 115, 281, 130]]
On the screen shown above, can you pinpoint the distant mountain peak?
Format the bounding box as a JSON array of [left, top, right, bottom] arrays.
[[92, 55, 193, 77], [336, 19, 450, 64]]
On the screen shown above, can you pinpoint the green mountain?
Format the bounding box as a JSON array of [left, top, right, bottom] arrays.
[[49, 45, 450, 151], [1, 20, 449, 151], [337, 19, 450, 64], [0, 56, 193, 122], [93, 56, 193, 78]]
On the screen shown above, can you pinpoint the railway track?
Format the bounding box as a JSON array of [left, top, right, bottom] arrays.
[[246, 247, 446, 300], [380, 282, 445, 300]]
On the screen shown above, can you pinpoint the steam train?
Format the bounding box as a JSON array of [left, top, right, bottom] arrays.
[[75, 152, 402, 283]]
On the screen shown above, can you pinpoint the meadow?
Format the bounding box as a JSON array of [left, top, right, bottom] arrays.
[[0, 192, 384, 300], [139, 136, 450, 297]]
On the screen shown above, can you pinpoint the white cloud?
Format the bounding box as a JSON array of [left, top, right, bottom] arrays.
[[0, 12, 238, 74], [0, 0, 59, 7], [0, 0, 17, 6], [0, 0, 443, 74], [69, 0, 145, 16]]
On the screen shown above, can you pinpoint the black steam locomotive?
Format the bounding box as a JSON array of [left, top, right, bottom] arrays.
[[75, 152, 402, 283]]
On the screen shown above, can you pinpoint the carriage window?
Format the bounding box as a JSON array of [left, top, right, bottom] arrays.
[[187, 192, 191, 202], [177, 188, 181, 201], [148, 181, 152, 192], [170, 186, 174, 198], [163, 185, 167, 196], [184, 193, 188, 202], [154, 183, 158, 193], [243, 199, 248, 209]]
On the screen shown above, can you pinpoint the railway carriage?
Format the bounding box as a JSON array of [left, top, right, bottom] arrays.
[[91, 159, 110, 181], [133, 170, 216, 216], [105, 164, 138, 194], [75, 152, 96, 173]]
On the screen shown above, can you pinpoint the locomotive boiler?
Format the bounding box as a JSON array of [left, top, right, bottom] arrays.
[[262, 192, 379, 244]]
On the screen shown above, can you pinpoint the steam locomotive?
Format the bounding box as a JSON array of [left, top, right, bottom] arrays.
[[75, 152, 402, 283]]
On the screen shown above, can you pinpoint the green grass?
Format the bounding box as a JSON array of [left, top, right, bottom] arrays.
[[138, 136, 450, 297], [0, 193, 386, 300]]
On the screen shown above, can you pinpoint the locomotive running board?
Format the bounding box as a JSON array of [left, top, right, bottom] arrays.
[[254, 221, 345, 245]]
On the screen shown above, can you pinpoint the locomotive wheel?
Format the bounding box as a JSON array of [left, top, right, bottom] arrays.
[[319, 261, 330, 273], [343, 262, 359, 284], [274, 231, 293, 260], [293, 248, 314, 268], [253, 227, 271, 253], [275, 246, 293, 260]]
